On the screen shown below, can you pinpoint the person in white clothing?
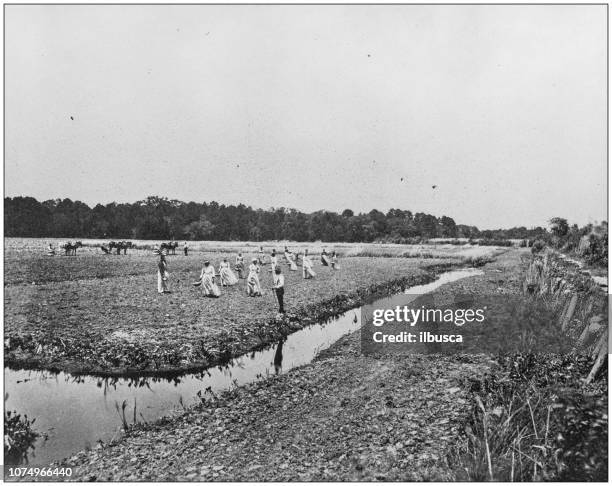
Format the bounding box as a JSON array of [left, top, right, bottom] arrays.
[[302, 250, 316, 279], [219, 258, 239, 286], [284, 246, 298, 271], [330, 251, 340, 270], [246, 259, 262, 297], [270, 250, 278, 273], [199, 261, 221, 297]]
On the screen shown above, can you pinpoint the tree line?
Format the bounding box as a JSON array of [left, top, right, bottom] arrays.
[[4, 195, 552, 242]]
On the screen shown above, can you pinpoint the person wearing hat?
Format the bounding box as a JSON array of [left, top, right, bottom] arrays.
[[246, 258, 262, 297], [273, 267, 285, 314], [330, 250, 340, 270], [302, 249, 316, 279], [219, 257, 239, 286], [321, 248, 330, 266], [157, 253, 170, 294], [258, 246, 265, 266], [199, 260, 220, 297], [283, 246, 298, 271]]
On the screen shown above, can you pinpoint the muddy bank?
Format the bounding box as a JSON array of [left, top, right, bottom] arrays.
[[4, 262, 459, 378]]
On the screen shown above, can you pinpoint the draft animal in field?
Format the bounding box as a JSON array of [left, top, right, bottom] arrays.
[[160, 241, 179, 255], [61, 241, 82, 256], [108, 241, 134, 255]]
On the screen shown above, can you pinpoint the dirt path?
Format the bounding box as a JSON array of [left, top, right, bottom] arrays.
[[64, 251, 526, 481]]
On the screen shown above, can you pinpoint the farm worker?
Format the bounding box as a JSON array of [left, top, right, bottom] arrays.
[[235, 253, 245, 278], [321, 249, 330, 266], [246, 259, 262, 297], [270, 250, 278, 273], [258, 246, 265, 265], [273, 267, 285, 314], [157, 254, 170, 294], [199, 261, 221, 297], [219, 258, 239, 286], [46, 243, 55, 256], [302, 250, 316, 279], [183, 242, 188, 256], [284, 247, 298, 271], [330, 251, 340, 270]]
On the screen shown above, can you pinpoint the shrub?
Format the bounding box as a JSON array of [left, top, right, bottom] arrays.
[[4, 408, 39, 464], [463, 256, 494, 267], [582, 233, 608, 268], [531, 239, 546, 254]]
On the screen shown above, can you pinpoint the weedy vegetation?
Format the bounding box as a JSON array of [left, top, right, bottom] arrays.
[[4, 393, 40, 465], [449, 353, 607, 482]]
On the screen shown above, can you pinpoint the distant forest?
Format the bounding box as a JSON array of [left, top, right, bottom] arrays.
[[5, 195, 552, 242]]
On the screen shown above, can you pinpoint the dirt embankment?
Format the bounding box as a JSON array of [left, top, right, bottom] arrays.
[[523, 251, 608, 376], [449, 250, 608, 481]]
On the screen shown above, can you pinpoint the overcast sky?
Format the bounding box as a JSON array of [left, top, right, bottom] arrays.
[[5, 5, 607, 229]]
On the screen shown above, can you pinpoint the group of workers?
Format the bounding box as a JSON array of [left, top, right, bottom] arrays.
[[156, 246, 340, 314]]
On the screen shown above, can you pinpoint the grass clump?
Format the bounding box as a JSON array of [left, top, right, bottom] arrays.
[[471, 239, 514, 247], [462, 255, 494, 268]]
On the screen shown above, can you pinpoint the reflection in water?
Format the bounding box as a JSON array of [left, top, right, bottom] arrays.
[[4, 268, 482, 466], [274, 338, 285, 375]]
